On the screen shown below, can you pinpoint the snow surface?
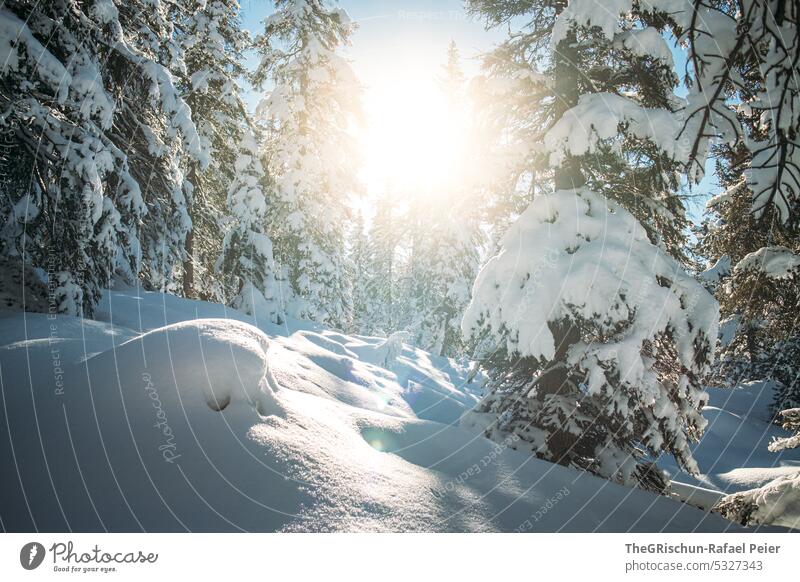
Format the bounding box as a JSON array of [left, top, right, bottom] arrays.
[[0, 288, 791, 531], [734, 246, 800, 279], [659, 381, 800, 496], [699, 255, 731, 284], [544, 93, 686, 168], [551, 0, 632, 47], [717, 472, 800, 530]]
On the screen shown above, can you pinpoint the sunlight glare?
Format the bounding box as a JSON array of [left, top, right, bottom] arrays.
[[359, 75, 468, 201]]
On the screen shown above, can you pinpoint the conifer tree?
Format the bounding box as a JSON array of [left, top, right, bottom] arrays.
[[179, 0, 251, 299], [668, 0, 800, 225], [0, 0, 203, 315], [697, 151, 800, 413], [404, 41, 484, 356], [362, 190, 403, 335], [130, 1, 208, 295], [441, 40, 466, 101], [411, 211, 482, 357], [253, 0, 362, 329], [462, 0, 719, 489], [217, 131, 284, 323], [685, 0, 800, 414], [715, 406, 800, 528], [349, 208, 373, 334]]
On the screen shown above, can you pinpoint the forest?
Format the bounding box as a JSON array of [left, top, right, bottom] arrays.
[[0, 0, 798, 532]]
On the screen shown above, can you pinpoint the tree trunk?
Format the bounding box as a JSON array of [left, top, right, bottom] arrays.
[[552, 28, 585, 192], [183, 228, 195, 298], [533, 26, 586, 461], [183, 165, 198, 298]]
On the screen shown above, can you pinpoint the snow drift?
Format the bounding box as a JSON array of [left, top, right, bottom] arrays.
[[0, 288, 791, 532]]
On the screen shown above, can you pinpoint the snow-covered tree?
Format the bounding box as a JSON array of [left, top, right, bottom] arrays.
[[253, 0, 362, 329], [668, 0, 800, 225], [409, 211, 482, 357], [697, 174, 800, 413], [217, 132, 283, 323], [717, 246, 800, 412], [402, 200, 436, 344], [404, 195, 483, 357], [402, 42, 484, 356], [179, 0, 251, 299], [0, 0, 203, 315], [349, 208, 374, 334], [462, 0, 719, 489], [128, 2, 208, 295], [688, 0, 800, 414], [359, 191, 404, 335], [769, 408, 800, 453], [469, 1, 693, 264]]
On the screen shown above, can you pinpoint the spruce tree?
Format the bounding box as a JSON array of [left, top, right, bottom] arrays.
[[668, 0, 799, 225], [362, 190, 403, 335], [129, 1, 207, 295], [253, 0, 362, 329], [715, 406, 800, 528], [349, 208, 374, 334], [462, 0, 719, 489], [697, 153, 800, 413], [217, 131, 284, 323], [0, 0, 203, 315], [404, 41, 483, 357], [686, 0, 800, 413], [769, 408, 800, 452], [178, 0, 251, 300], [411, 211, 482, 357], [441, 40, 466, 98]]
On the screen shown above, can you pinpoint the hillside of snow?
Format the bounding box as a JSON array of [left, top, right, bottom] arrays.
[[0, 287, 794, 532]]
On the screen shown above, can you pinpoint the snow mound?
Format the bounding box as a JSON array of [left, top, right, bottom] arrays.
[[0, 288, 774, 532], [90, 319, 283, 415], [95, 285, 259, 334], [359, 330, 410, 369]]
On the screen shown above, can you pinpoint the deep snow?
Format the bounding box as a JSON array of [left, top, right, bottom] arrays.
[[660, 381, 800, 495], [0, 287, 795, 532]]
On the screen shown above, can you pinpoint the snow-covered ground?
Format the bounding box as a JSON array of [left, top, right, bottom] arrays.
[[660, 381, 799, 496], [0, 287, 794, 531]]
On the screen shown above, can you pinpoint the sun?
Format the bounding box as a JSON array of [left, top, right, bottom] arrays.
[[358, 75, 468, 203]]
